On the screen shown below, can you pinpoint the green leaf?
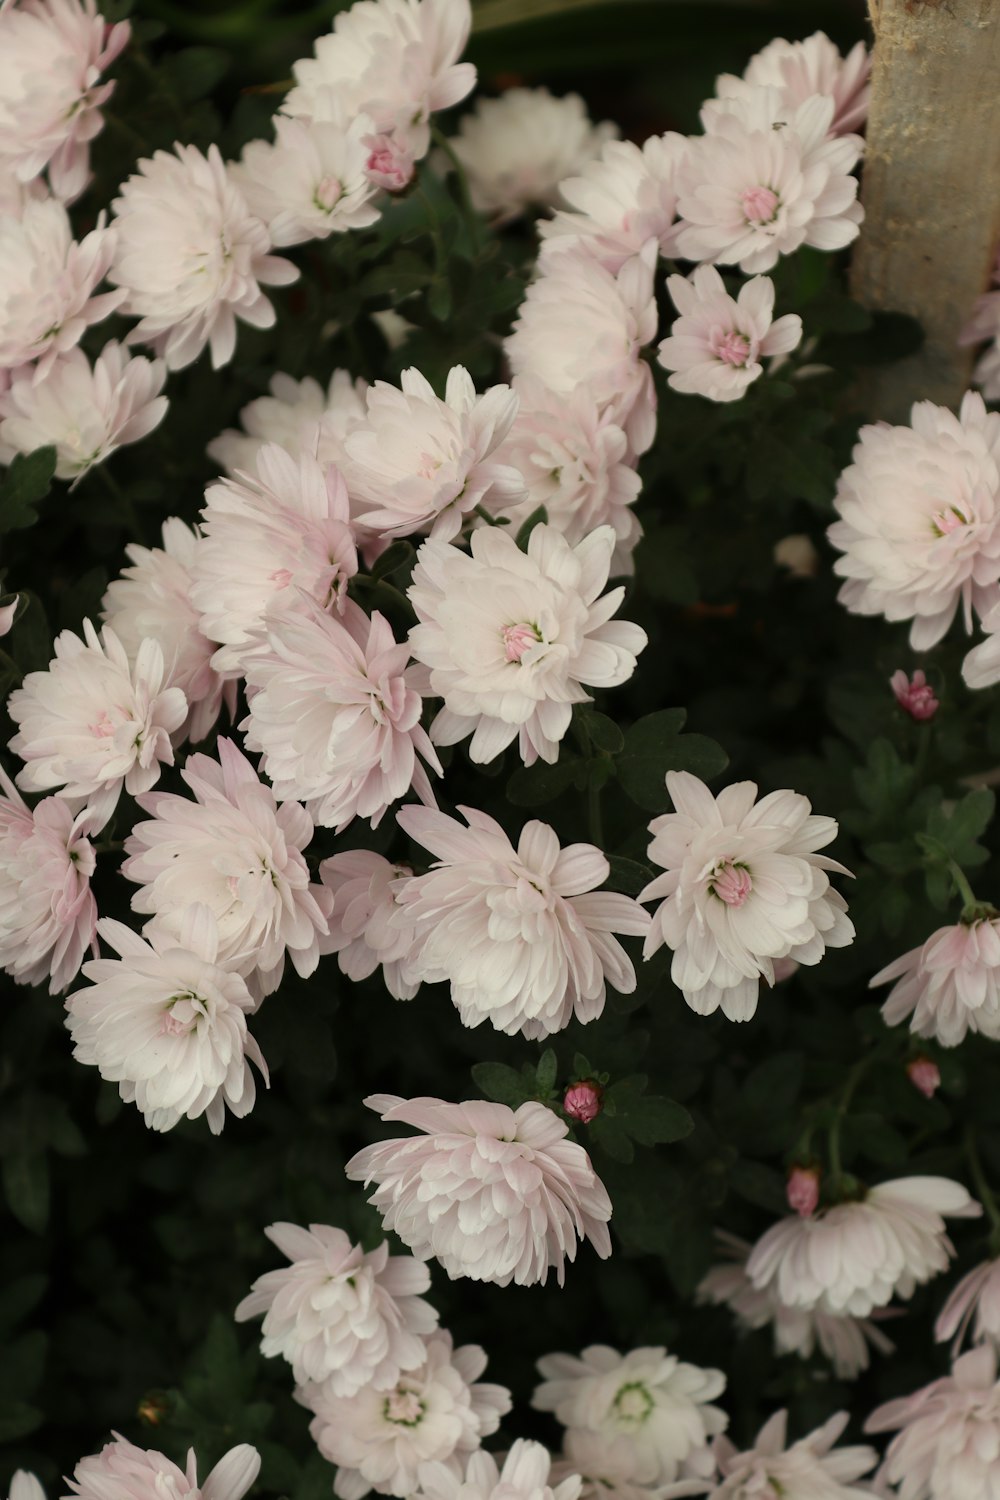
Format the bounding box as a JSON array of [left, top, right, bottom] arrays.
[[162, 46, 230, 102], [2, 1152, 50, 1235], [536, 1049, 557, 1096], [0, 1401, 43, 1442], [923, 788, 995, 871], [617, 709, 728, 812], [506, 756, 582, 807], [741, 1052, 804, 1120], [371, 540, 415, 583], [604, 855, 653, 896], [471, 1061, 534, 1108], [0, 447, 56, 534], [576, 707, 624, 754], [589, 1112, 634, 1163], [853, 739, 917, 819], [728, 1159, 788, 1214], [620, 1094, 693, 1146], [515, 505, 548, 551]]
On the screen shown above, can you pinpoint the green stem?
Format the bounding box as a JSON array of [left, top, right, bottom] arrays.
[[97, 464, 142, 541], [947, 858, 981, 915], [430, 124, 480, 240], [826, 1046, 887, 1191], [473, 504, 505, 527], [965, 1126, 1000, 1242]]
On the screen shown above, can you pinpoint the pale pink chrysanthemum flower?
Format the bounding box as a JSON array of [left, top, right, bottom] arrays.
[[101, 517, 233, 747], [0, 198, 123, 376], [0, 767, 97, 994], [284, 0, 476, 162], [963, 597, 1000, 690], [66, 1433, 260, 1500], [110, 143, 297, 371], [66, 906, 267, 1134], [936, 1259, 1000, 1353], [347, 1093, 613, 1286], [866, 1344, 1000, 1500], [7, 620, 187, 832], [960, 287, 1000, 402], [448, 87, 617, 221], [0, 341, 166, 481], [505, 242, 659, 456], [318, 850, 420, 1000], [8, 1473, 45, 1500], [408, 524, 647, 767], [709, 1410, 877, 1500], [550, 1432, 668, 1500], [870, 919, 1000, 1047], [657, 265, 802, 403], [745, 1176, 981, 1319], [890, 667, 939, 722], [299, 1327, 511, 1500], [339, 365, 524, 542], [208, 368, 368, 478], [696, 1230, 894, 1380], [490, 376, 642, 570], [234, 114, 382, 248], [533, 1345, 727, 1488], [416, 1441, 583, 1500], [828, 391, 1000, 650], [639, 771, 854, 1023], [539, 133, 687, 273], [0, 0, 130, 202], [393, 805, 649, 1038], [235, 1222, 437, 1395], [191, 442, 358, 675], [729, 31, 871, 136], [241, 599, 441, 831], [0, 175, 48, 220], [122, 737, 331, 1000], [676, 88, 863, 274]]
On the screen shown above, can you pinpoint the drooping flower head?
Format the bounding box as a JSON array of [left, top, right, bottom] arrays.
[[871, 918, 1000, 1047], [234, 114, 382, 247], [708, 1410, 877, 1500], [394, 805, 649, 1037], [639, 771, 854, 1022], [657, 265, 802, 403], [65, 1434, 260, 1500], [346, 1093, 613, 1286], [415, 1441, 583, 1500], [936, 1259, 1000, 1354], [208, 369, 368, 478], [539, 133, 687, 273], [319, 850, 420, 1000], [235, 1222, 438, 1394], [738, 30, 871, 136]]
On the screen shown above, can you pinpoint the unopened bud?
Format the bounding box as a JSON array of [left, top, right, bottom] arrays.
[[890, 668, 939, 722], [137, 1392, 169, 1426], [786, 1164, 820, 1217], [907, 1057, 941, 1099], [563, 1080, 603, 1124]]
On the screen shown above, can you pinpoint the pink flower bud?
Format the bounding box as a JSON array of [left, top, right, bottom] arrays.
[[786, 1164, 820, 1217], [363, 133, 416, 193], [890, 668, 939, 722], [907, 1057, 941, 1099], [0, 595, 16, 637], [563, 1080, 603, 1124]]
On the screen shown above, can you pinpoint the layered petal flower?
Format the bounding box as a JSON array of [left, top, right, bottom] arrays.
[[936, 1259, 1000, 1354], [708, 1410, 876, 1500], [208, 369, 367, 478], [871, 918, 1000, 1046], [539, 133, 687, 273], [737, 30, 871, 136], [65, 1434, 260, 1500], [415, 1442, 582, 1500], [657, 265, 801, 403], [234, 114, 382, 247], [318, 850, 420, 1000]]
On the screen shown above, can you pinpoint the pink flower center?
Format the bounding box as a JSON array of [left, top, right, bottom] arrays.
[[502, 622, 541, 663], [711, 329, 752, 367], [932, 506, 969, 536], [710, 861, 753, 907], [269, 568, 294, 588], [88, 710, 117, 739], [417, 450, 442, 480], [741, 184, 779, 224], [383, 1389, 425, 1426], [314, 175, 342, 211]]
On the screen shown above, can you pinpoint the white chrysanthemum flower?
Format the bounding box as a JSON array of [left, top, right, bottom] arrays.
[[319, 850, 419, 1000], [284, 0, 476, 161], [8, 1473, 45, 1500], [866, 1344, 1000, 1500], [828, 391, 1000, 650], [0, 341, 166, 481], [347, 1093, 613, 1286], [448, 87, 617, 220], [746, 1177, 982, 1319], [736, 30, 871, 136], [208, 368, 368, 478], [191, 442, 358, 675], [550, 1432, 665, 1500], [539, 133, 687, 273], [639, 771, 854, 1022], [696, 1231, 894, 1380], [709, 1409, 876, 1500], [0, 198, 123, 375], [936, 1259, 1000, 1353], [66, 907, 267, 1134], [67, 1434, 260, 1500], [101, 517, 232, 747], [676, 89, 863, 274], [0, 767, 96, 994], [416, 1441, 582, 1500], [0, 0, 131, 202], [339, 365, 524, 542], [121, 737, 331, 999], [533, 1345, 727, 1489], [657, 265, 802, 403], [0, 175, 48, 221], [961, 288, 1000, 403], [234, 1222, 438, 1395], [241, 599, 440, 830], [408, 524, 646, 766], [394, 805, 649, 1037], [492, 377, 642, 570], [871, 918, 1000, 1046], [7, 620, 187, 832], [110, 143, 297, 370], [963, 599, 1000, 689], [234, 114, 382, 247], [506, 242, 658, 455], [299, 1328, 511, 1500]]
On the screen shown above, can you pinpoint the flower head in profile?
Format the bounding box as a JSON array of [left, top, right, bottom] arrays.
[[340, 365, 524, 542], [657, 265, 801, 403], [66, 907, 267, 1134], [235, 1222, 438, 1394], [299, 1327, 510, 1500], [208, 368, 367, 478], [110, 143, 297, 370], [961, 282, 1000, 403], [540, 133, 687, 273], [737, 30, 871, 136], [708, 1409, 876, 1500], [936, 1259, 1000, 1354], [235, 114, 381, 247], [0, 767, 97, 994], [408, 524, 646, 766], [449, 87, 616, 220], [640, 771, 854, 1022], [122, 738, 331, 999], [828, 391, 1000, 650], [394, 805, 649, 1038], [7, 620, 187, 832], [745, 1176, 981, 1318], [416, 1441, 582, 1500], [871, 918, 1000, 1047], [319, 850, 420, 1000], [347, 1093, 613, 1286], [533, 1344, 727, 1487], [66, 1434, 260, 1500]]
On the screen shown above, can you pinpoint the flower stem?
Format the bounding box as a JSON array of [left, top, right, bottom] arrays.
[[430, 124, 480, 240], [965, 1126, 1000, 1244], [914, 720, 933, 783]]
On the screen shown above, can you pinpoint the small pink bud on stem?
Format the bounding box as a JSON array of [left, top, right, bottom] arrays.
[[890, 668, 939, 722], [563, 1080, 603, 1124], [786, 1164, 821, 1217], [907, 1057, 941, 1099]]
